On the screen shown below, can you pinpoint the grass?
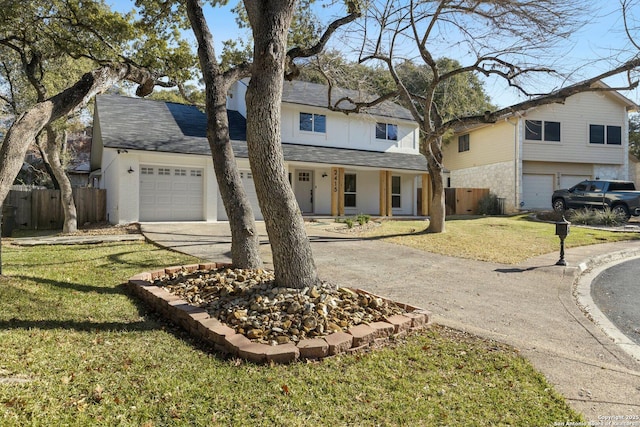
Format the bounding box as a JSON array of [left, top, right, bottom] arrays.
[[0, 240, 582, 425], [359, 214, 640, 264]]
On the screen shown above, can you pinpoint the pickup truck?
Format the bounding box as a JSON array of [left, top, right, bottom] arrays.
[[551, 179, 640, 219]]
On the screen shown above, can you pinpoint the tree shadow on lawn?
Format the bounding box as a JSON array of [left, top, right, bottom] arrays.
[[0, 277, 223, 357], [12, 274, 125, 295]]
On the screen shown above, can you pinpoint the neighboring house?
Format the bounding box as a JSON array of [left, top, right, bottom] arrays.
[[443, 82, 638, 212], [90, 80, 430, 224]]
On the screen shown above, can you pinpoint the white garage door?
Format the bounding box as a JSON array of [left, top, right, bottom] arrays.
[[139, 165, 204, 221], [217, 170, 263, 221], [522, 174, 554, 210], [560, 175, 590, 190]]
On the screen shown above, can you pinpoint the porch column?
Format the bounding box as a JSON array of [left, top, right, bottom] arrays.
[[420, 173, 429, 216], [379, 170, 392, 216], [331, 167, 345, 216]]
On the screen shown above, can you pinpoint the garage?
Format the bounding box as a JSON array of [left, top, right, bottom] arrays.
[[522, 174, 554, 210], [217, 169, 263, 221], [139, 165, 204, 221]]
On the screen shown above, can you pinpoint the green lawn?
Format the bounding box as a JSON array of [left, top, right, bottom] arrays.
[[357, 215, 640, 264], [0, 240, 582, 425]]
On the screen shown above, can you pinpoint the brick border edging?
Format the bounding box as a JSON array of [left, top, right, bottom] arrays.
[[128, 262, 432, 364]]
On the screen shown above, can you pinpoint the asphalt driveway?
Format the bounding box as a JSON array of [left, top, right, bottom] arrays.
[[141, 221, 640, 418]]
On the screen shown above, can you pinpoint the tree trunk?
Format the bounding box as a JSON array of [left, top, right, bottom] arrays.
[[186, 0, 262, 269], [244, 0, 320, 289], [424, 135, 446, 233], [39, 127, 78, 234], [36, 143, 61, 190], [0, 64, 163, 207]]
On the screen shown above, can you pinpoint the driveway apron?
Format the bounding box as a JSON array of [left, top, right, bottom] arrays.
[[141, 222, 640, 418]]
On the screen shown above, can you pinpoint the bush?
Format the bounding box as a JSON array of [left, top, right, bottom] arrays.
[[477, 193, 502, 215], [336, 214, 370, 228], [567, 207, 626, 226], [356, 214, 370, 225]]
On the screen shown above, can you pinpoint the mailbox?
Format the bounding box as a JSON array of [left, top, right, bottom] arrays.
[[555, 216, 570, 266], [555, 218, 570, 238]]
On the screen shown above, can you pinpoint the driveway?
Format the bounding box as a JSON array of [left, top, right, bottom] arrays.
[[141, 221, 640, 418]]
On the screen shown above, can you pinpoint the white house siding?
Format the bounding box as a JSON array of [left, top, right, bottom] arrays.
[[100, 148, 121, 223], [592, 164, 626, 181], [280, 104, 419, 154], [522, 91, 628, 166], [449, 161, 517, 213]]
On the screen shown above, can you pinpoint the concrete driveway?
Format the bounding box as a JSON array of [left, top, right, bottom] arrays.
[[141, 221, 640, 418]]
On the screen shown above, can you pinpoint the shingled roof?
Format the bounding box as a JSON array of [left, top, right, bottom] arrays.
[[95, 94, 428, 172], [281, 80, 414, 121]]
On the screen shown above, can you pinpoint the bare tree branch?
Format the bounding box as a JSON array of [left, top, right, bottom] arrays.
[[285, 10, 361, 80]]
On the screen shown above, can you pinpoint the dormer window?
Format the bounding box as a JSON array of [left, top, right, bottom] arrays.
[[300, 112, 326, 133], [376, 123, 397, 141]]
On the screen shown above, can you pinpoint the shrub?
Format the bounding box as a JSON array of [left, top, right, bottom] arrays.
[[477, 193, 502, 215], [594, 207, 627, 226], [356, 214, 370, 225], [567, 207, 625, 226]]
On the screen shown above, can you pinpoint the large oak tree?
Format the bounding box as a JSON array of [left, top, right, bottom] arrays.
[[341, 0, 640, 233], [0, 0, 195, 232]]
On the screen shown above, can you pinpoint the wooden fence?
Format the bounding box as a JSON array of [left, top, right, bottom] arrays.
[[445, 187, 490, 216], [3, 187, 106, 230]]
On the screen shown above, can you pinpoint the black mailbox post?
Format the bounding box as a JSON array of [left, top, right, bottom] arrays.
[[555, 217, 570, 266]]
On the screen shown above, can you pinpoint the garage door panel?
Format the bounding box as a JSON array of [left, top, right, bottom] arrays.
[[140, 165, 204, 221], [523, 174, 554, 210]]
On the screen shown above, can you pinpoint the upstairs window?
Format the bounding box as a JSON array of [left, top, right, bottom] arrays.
[[458, 134, 470, 152], [525, 120, 560, 141], [300, 112, 326, 133], [607, 125, 622, 145], [376, 123, 398, 141], [544, 121, 561, 141], [590, 124, 622, 145]]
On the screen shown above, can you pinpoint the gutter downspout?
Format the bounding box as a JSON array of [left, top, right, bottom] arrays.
[[506, 115, 521, 212]]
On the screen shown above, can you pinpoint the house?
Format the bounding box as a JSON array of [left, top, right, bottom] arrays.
[[90, 80, 430, 224], [442, 82, 638, 212]]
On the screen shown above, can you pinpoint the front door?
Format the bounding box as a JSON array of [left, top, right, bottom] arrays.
[[294, 170, 313, 214]]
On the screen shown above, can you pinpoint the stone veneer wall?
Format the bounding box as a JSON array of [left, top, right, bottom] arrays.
[[449, 161, 516, 213], [128, 262, 431, 364]]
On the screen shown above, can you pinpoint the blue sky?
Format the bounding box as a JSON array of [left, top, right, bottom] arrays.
[[107, 0, 640, 108]]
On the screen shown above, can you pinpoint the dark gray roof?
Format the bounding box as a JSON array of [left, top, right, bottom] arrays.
[[95, 94, 428, 172], [281, 80, 414, 121]]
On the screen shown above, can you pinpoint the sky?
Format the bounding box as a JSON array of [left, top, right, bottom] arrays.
[[107, 0, 640, 109]]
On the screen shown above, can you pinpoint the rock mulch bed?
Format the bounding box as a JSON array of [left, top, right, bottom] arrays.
[[128, 262, 431, 364]]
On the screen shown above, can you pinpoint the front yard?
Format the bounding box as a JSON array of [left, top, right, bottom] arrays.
[[355, 214, 640, 264], [0, 239, 582, 425]]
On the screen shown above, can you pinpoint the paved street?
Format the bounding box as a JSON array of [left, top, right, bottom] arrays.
[[592, 257, 640, 345]]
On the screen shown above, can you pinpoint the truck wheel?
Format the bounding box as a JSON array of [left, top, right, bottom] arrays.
[[552, 198, 566, 213], [612, 204, 630, 221]]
